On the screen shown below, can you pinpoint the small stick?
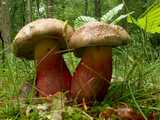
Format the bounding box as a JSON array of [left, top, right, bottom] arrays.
[[0, 31, 5, 65]]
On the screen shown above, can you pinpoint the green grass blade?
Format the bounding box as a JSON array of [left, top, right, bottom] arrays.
[[112, 12, 134, 24]]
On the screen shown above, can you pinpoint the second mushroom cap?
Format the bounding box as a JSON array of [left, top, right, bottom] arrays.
[[69, 21, 130, 50]]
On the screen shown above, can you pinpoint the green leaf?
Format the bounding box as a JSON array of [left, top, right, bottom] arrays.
[[127, 1, 160, 33], [100, 3, 124, 23], [112, 12, 134, 24], [74, 16, 97, 29]]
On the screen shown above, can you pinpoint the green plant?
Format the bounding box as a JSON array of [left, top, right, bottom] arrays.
[[74, 3, 133, 28], [127, 1, 160, 33]]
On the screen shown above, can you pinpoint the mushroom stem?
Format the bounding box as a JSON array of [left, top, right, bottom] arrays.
[[35, 39, 71, 97], [71, 46, 112, 103]]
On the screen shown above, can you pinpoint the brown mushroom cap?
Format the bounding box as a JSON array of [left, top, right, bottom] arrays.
[[13, 18, 74, 59], [69, 21, 130, 49]]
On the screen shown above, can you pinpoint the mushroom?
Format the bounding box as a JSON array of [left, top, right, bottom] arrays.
[[69, 21, 130, 103], [13, 18, 73, 97]]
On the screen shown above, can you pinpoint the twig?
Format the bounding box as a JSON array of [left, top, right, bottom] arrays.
[[0, 31, 5, 64]]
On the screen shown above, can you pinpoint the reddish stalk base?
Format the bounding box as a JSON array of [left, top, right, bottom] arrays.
[[36, 50, 71, 97], [71, 47, 112, 103]]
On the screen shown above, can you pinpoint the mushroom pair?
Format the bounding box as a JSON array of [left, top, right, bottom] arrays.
[[13, 19, 73, 97], [13, 19, 130, 103]]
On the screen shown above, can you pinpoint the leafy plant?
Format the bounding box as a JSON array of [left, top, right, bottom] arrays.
[[74, 3, 132, 28], [127, 1, 160, 33], [100, 3, 124, 22]]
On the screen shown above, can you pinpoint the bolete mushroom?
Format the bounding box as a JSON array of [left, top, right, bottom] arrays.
[[13, 18, 73, 97], [69, 21, 130, 103]]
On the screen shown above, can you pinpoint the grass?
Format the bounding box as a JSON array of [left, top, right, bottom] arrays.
[[0, 27, 160, 119]]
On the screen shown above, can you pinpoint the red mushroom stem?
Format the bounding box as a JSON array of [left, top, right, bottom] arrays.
[[35, 39, 71, 97], [71, 46, 112, 103]]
